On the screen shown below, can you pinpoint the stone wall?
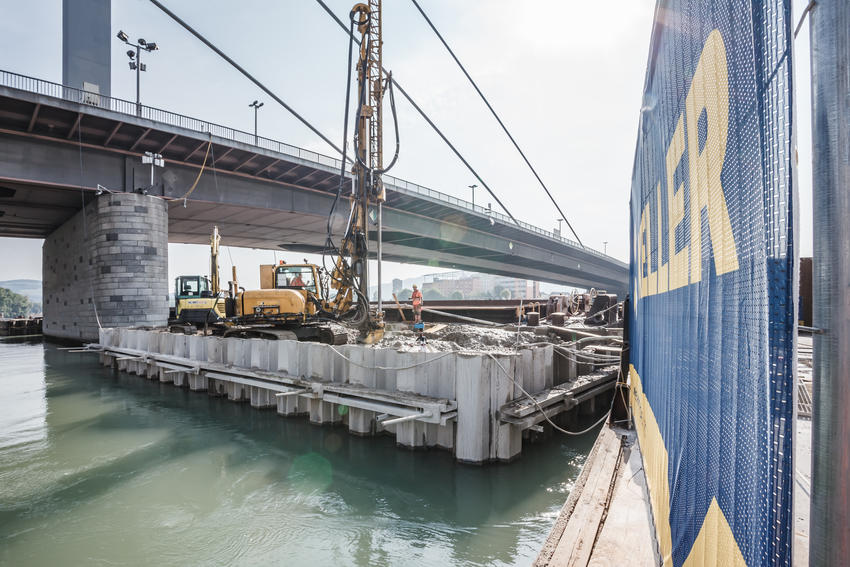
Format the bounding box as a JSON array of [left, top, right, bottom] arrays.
[[43, 193, 168, 340]]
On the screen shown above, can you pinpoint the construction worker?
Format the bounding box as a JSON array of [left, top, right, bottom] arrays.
[[411, 284, 423, 324]]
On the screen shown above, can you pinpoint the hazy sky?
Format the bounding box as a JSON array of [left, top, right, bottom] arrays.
[[0, 0, 814, 291]]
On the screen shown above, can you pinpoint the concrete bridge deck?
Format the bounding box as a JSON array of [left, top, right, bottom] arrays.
[[0, 69, 627, 293]]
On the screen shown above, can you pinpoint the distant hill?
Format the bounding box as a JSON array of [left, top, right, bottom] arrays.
[[0, 279, 42, 304]]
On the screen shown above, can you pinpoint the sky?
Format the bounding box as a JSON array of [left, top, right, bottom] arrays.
[[0, 0, 814, 292]]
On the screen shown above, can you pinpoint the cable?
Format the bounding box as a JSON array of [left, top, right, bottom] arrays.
[[147, 0, 346, 158], [325, 13, 358, 252], [388, 78, 519, 226], [409, 0, 583, 246], [177, 137, 211, 206], [76, 115, 103, 330], [329, 345, 453, 370], [314, 0, 520, 226], [488, 352, 614, 436]]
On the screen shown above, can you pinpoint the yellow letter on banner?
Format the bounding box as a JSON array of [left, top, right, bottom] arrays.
[[685, 29, 739, 282], [666, 114, 689, 291]]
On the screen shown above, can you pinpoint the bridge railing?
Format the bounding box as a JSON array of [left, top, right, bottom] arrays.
[[0, 69, 613, 261]]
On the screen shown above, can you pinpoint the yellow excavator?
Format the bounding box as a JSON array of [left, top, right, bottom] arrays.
[[172, 226, 232, 327]]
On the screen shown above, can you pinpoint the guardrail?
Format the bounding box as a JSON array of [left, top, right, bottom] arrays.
[[0, 68, 614, 260]]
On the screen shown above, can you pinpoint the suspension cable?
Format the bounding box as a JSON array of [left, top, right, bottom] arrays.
[[409, 0, 583, 247], [148, 0, 346, 158], [314, 0, 520, 226]]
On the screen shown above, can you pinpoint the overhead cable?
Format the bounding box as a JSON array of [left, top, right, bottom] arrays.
[[410, 0, 583, 246], [314, 0, 520, 226], [147, 0, 345, 158]]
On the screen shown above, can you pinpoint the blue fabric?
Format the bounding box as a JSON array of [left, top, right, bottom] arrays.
[[628, 1, 796, 565]]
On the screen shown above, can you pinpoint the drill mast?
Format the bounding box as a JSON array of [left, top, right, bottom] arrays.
[[347, 1, 385, 332]]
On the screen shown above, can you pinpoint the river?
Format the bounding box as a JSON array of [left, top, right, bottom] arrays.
[[0, 338, 593, 566]]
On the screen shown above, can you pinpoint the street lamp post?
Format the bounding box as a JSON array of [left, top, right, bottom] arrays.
[[556, 218, 564, 236], [603, 241, 608, 254], [468, 184, 478, 208], [249, 100, 264, 145], [116, 30, 158, 116]]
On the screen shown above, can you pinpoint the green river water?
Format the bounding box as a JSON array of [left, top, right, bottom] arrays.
[[0, 338, 593, 566]]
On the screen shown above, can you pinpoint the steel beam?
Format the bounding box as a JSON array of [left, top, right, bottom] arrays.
[[104, 121, 122, 145], [26, 103, 40, 132], [158, 133, 178, 153], [65, 112, 82, 139], [129, 127, 152, 151]]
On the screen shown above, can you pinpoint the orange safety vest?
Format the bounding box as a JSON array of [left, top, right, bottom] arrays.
[[412, 290, 423, 306]]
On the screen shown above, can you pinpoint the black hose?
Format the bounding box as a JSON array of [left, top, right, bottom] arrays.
[[376, 76, 400, 174]]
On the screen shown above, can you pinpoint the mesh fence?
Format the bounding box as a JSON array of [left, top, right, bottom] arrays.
[[628, 1, 795, 565]]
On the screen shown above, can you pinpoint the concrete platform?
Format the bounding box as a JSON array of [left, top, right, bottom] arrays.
[[91, 327, 617, 464]]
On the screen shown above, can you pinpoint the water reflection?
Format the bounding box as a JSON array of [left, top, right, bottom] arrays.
[[0, 340, 593, 566]]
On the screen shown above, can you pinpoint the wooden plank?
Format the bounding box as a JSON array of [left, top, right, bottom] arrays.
[[547, 427, 623, 566], [424, 323, 447, 335]]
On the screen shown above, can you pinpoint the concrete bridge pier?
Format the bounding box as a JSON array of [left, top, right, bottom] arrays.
[[42, 193, 168, 341]]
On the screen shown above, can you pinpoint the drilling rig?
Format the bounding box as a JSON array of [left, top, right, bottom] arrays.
[[225, 1, 394, 344], [328, 0, 391, 342]]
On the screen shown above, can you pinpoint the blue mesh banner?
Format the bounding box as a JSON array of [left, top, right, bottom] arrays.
[[627, 1, 796, 566]]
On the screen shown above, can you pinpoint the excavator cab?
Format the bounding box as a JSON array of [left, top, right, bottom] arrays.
[[174, 275, 228, 324]]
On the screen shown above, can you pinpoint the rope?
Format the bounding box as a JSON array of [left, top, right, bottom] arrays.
[[178, 137, 211, 206], [487, 352, 616, 436], [410, 0, 583, 246]]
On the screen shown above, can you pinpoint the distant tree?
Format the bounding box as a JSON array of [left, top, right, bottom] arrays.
[[423, 288, 444, 301], [450, 290, 464, 300], [492, 285, 505, 299], [0, 287, 32, 318], [398, 288, 413, 302], [499, 288, 512, 300]]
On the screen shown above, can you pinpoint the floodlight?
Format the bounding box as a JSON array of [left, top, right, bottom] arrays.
[[117, 30, 128, 42]]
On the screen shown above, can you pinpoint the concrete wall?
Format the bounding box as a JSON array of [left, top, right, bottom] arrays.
[[43, 193, 168, 340], [62, 0, 111, 97]]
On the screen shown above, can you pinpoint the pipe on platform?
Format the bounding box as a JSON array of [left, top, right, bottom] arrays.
[[809, 1, 850, 564], [420, 307, 500, 327], [380, 412, 433, 426]]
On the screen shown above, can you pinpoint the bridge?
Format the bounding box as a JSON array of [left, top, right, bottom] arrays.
[[0, 69, 627, 339]]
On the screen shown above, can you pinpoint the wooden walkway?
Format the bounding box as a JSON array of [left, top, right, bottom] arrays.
[[534, 426, 657, 566]]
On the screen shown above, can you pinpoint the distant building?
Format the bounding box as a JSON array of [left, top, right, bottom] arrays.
[[419, 270, 540, 299], [392, 278, 403, 294]]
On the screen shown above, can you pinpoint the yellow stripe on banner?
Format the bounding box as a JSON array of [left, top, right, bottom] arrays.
[[630, 365, 749, 567], [629, 365, 674, 566], [682, 498, 747, 567]]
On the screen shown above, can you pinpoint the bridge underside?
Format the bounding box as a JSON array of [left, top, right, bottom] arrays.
[[0, 85, 628, 293]]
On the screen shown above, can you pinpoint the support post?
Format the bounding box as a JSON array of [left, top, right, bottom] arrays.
[[377, 201, 382, 314], [809, 1, 850, 564]]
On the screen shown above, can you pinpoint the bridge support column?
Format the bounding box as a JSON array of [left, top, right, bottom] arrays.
[[42, 193, 168, 341]]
